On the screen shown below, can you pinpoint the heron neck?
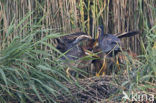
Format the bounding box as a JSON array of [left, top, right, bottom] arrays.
[[98, 31, 104, 45]]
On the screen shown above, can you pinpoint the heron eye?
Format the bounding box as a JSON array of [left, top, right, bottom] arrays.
[[98, 28, 101, 32]]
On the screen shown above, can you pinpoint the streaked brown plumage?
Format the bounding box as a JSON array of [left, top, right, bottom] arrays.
[[56, 32, 96, 77]]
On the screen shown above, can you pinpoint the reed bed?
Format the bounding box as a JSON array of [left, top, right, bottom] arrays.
[[0, 0, 156, 102], [0, 0, 155, 52]]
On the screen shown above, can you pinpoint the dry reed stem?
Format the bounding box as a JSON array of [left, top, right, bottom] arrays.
[[0, 0, 155, 53]]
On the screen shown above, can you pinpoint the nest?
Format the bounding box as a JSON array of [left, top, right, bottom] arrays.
[[57, 75, 123, 103]]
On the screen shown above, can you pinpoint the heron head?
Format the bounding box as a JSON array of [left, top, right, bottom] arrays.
[[96, 25, 104, 39]]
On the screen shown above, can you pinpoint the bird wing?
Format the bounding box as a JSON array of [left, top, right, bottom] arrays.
[[62, 32, 88, 43], [72, 35, 92, 45], [56, 32, 88, 52], [116, 31, 139, 38]]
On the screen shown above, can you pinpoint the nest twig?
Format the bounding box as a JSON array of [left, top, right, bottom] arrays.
[[57, 75, 123, 103]]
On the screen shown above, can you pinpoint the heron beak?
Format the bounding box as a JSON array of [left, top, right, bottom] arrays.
[[84, 49, 99, 58]]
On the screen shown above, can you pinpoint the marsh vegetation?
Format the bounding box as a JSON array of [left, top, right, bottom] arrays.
[[0, 0, 155, 102]]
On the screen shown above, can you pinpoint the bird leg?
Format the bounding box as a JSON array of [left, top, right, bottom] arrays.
[[66, 67, 71, 77], [96, 55, 107, 77], [116, 56, 120, 70], [66, 67, 77, 81]]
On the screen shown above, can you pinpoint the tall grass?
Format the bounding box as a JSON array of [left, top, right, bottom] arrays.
[[0, 12, 71, 102]]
